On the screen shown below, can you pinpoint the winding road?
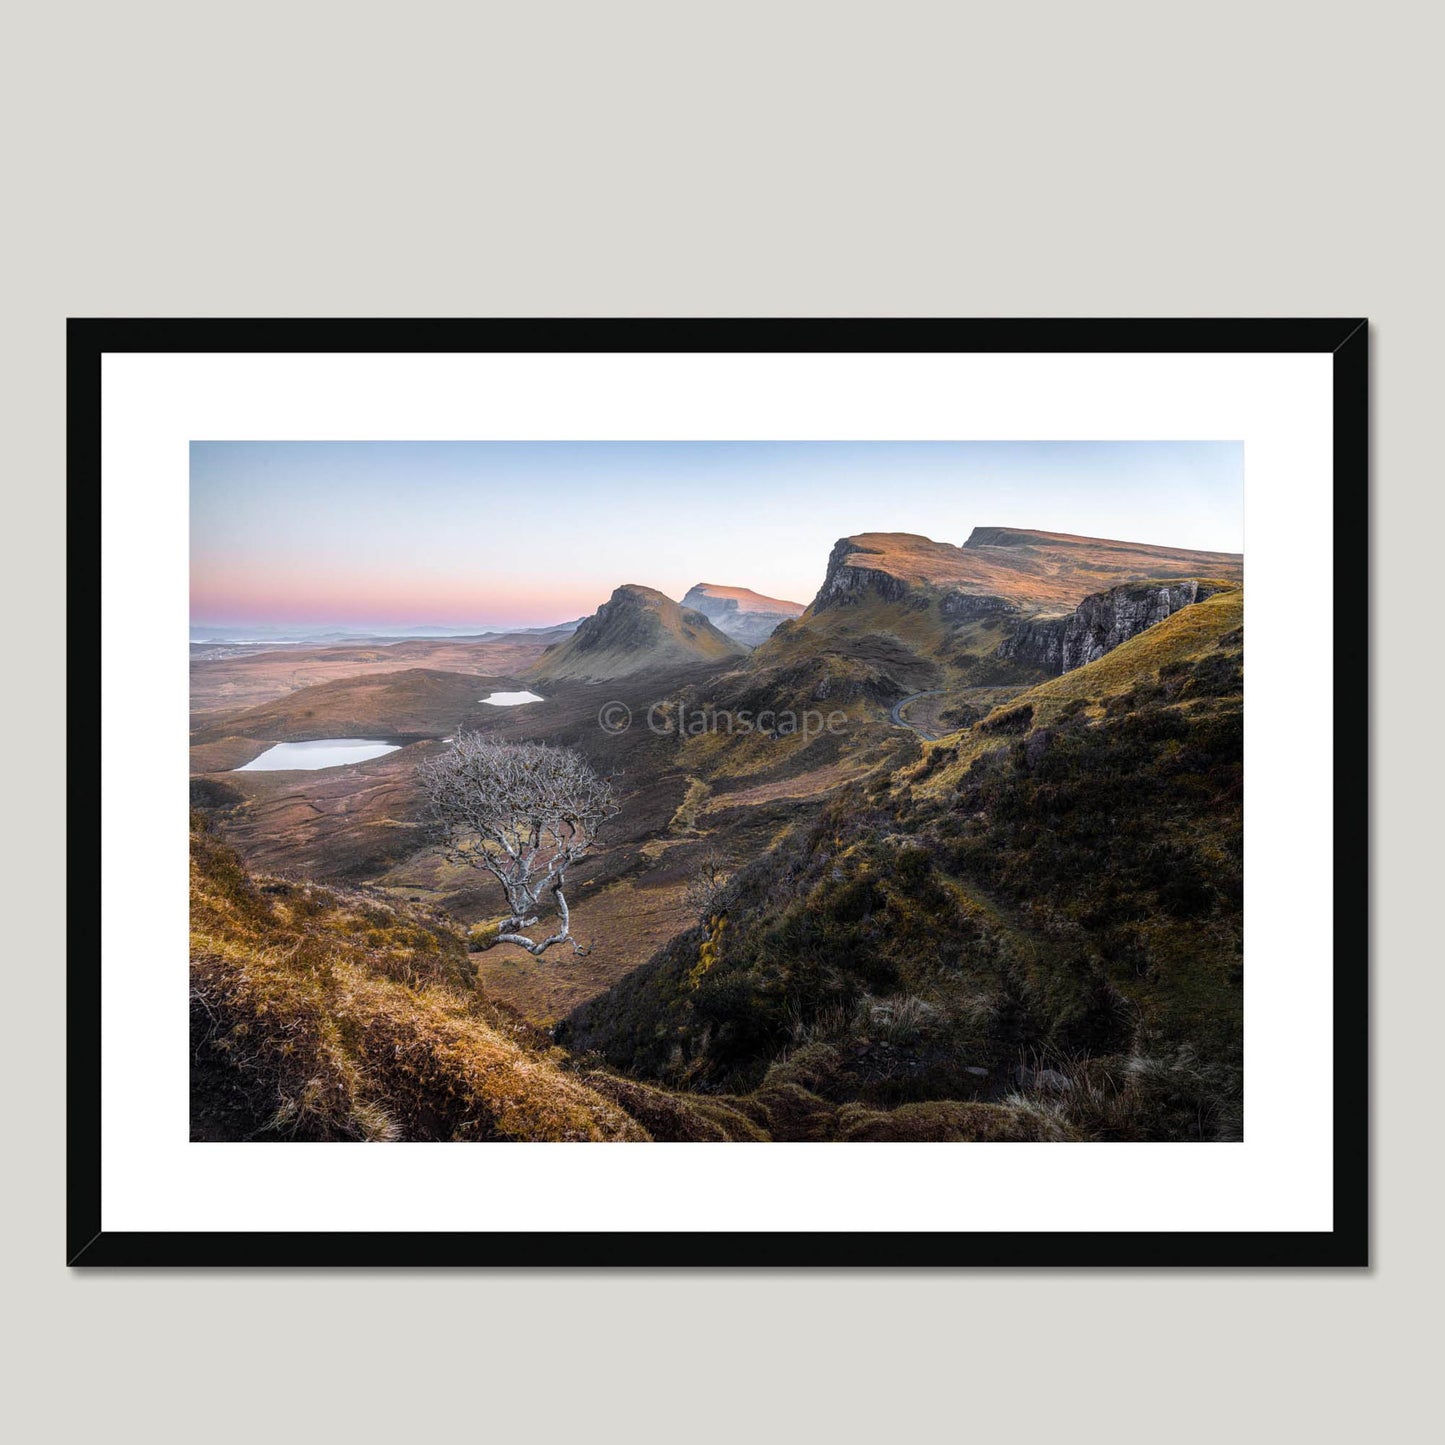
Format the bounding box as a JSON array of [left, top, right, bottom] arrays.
[[888, 689, 947, 740]]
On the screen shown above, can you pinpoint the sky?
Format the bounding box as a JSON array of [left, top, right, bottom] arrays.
[[191, 440, 1243, 631]]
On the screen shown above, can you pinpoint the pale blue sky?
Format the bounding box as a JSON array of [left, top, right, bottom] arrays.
[[191, 440, 1243, 629]]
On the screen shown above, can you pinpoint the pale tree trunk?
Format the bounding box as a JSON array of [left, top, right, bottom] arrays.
[[418, 737, 617, 960], [494, 881, 587, 956]]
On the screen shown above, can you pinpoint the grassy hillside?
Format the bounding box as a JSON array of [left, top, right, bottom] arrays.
[[533, 584, 745, 681], [561, 589, 1245, 1142], [190, 667, 490, 748], [191, 815, 1076, 1142], [756, 587, 1027, 689], [190, 818, 655, 1141], [1007, 587, 1243, 722], [730, 529, 1242, 734]]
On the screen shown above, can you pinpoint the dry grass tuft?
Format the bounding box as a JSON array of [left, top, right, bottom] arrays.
[[189, 821, 648, 1141]]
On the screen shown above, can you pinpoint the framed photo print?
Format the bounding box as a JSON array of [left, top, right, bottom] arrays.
[[69, 318, 1367, 1266]]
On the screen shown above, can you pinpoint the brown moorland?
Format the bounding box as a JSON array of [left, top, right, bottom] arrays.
[[190, 634, 561, 715]]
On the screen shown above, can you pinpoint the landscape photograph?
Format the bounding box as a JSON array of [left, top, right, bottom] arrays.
[[189, 439, 1245, 1144]]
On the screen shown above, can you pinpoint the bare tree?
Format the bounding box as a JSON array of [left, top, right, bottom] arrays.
[[682, 849, 732, 922], [417, 735, 619, 957]]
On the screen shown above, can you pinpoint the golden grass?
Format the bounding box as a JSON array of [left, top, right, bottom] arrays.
[[579, 1071, 768, 1142], [909, 587, 1244, 798], [190, 823, 649, 1141], [1004, 587, 1243, 726], [701, 756, 878, 811], [679, 721, 828, 780], [785, 588, 959, 654], [668, 776, 711, 832]]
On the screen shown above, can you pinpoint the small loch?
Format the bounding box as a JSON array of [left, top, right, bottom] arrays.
[[235, 739, 401, 771], [480, 690, 543, 706]]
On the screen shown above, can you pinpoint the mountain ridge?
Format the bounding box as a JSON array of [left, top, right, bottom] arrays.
[[814, 526, 1242, 615], [532, 584, 747, 682], [681, 583, 805, 646]]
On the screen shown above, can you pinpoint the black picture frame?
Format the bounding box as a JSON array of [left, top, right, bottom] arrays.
[[68, 317, 1369, 1268]]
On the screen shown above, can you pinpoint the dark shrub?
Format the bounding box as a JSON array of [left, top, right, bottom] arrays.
[[980, 702, 1034, 735], [190, 777, 245, 812], [894, 845, 934, 888], [1181, 652, 1243, 698], [826, 877, 885, 923]]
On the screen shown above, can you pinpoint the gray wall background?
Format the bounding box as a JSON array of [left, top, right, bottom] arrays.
[[6, 2, 1429, 1440]]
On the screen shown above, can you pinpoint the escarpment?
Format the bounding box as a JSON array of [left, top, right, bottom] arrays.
[[813, 538, 921, 609], [680, 584, 805, 646], [998, 579, 1232, 674]]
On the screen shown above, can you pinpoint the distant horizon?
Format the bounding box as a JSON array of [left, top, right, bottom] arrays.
[[189, 619, 583, 638], [191, 441, 1244, 628]]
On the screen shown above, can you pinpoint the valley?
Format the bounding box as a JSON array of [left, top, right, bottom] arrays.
[[191, 526, 1245, 1142]]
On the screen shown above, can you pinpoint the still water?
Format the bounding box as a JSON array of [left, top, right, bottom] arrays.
[[235, 739, 401, 771]]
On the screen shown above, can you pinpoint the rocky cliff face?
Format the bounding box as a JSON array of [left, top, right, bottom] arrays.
[[813, 539, 916, 609], [680, 584, 804, 646], [998, 580, 1227, 674], [939, 589, 1019, 621], [814, 538, 1021, 623], [812, 528, 1243, 617], [754, 531, 1241, 704]]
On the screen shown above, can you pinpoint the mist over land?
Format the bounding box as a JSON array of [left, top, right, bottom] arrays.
[[191, 619, 582, 646]]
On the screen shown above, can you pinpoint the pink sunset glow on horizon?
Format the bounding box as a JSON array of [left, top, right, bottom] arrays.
[[191, 568, 607, 630], [191, 440, 1243, 631]]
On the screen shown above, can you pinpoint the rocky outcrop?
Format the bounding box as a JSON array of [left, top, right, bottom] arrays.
[[997, 615, 1071, 671], [998, 580, 1227, 675], [813, 539, 915, 610], [680, 584, 804, 646], [813, 529, 1243, 617], [939, 590, 1018, 622]]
